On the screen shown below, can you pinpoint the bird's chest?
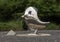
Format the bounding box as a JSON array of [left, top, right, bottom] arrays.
[[25, 19, 46, 29]]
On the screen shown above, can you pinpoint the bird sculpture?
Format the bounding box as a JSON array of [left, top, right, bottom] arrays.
[[21, 6, 50, 35]]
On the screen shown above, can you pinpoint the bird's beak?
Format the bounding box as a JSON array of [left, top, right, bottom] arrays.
[[21, 15, 24, 18]]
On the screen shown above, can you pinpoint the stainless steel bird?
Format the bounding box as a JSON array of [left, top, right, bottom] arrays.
[[21, 15, 50, 35], [21, 6, 50, 35]]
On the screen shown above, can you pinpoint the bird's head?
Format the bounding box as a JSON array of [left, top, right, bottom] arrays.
[[21, 6, 39, 20]]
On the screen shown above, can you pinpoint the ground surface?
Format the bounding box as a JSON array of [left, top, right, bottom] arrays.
[[0, 30, 60, 42]]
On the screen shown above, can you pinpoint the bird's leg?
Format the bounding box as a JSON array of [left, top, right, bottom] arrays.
[[30, 28, 35, 31], [28, 29, 38, 35], [30, 28, 38, 34], [34, 29, 38, 34]]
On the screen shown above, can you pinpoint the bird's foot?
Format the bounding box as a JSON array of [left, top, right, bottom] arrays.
[[27, 33, 37, 35]]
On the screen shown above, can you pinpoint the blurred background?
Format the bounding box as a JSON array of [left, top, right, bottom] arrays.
[[0, 0, 60, 31]]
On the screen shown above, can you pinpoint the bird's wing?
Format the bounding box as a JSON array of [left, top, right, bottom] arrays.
[[36, 19, 50, 24], [22, 15, 50, 25]]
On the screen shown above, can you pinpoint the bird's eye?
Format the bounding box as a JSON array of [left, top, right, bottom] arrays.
[[28, 11, 32, 15]]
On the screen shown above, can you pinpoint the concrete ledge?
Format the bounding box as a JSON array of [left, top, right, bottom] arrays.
[[0, 30, 60, 42]]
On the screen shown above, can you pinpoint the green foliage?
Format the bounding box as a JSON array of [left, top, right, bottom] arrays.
[[0, 0, 28, 21], [0, 20, 23, 31], [0, 0, 59, 30], [46, 23, 60, 30], [0, 0, 60, 23]]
